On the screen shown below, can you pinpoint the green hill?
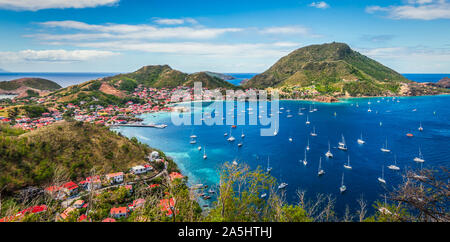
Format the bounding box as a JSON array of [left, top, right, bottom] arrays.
[[104, 65, 236, 89], [243, 42, 411, 96], [0, 78, 61, 92], [0, 121, 164, 193]]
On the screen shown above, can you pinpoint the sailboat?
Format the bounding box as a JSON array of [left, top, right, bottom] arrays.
[[306, 138, 310, 151], [203, 146, 207, 159], [302, 149, 308, 166], [368, 107, 372, 112], [227, 127, 235, 142], [388, 155, 400, 170], [190, 138, 197, 144], [378, 166, 386, 184], [413, 147, 425, 163], [310, 126, 317, 137], [237, 142, 243, 147], [338, 134, 348, 151], [266, 156, 272, 173], [418, 122, 423, 131], [289, 137, 293, 142], [198, 146, 202, 151], [318, 157, 325, 176], [305, 115, 310, 125], [357, 133, 365, 144], [339, 173, 347, 193], [344, 156, 352, 169], [380, 138, 391, 153], [241, 129, 245, 138], [325, 141, 333, 158]]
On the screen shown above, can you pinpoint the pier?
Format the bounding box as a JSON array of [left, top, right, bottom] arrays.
[[110, 123, 168, 128]]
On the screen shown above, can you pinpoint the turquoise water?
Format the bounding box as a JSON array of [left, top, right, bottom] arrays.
[[117, 95, 450, 217]]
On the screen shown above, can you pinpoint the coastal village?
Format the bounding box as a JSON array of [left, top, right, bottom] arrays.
[[0, 148, 186, 222], [0, 84, 220, 222]]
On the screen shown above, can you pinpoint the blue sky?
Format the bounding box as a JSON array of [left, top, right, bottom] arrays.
[[0, 0, 449, 73]]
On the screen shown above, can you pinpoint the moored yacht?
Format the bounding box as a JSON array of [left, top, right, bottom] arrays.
[[344, 156, 352, 169], [357, 133, 365, 144], [339, 173, 347, 193], [380, 138, 391, 153], [378, 166, 386, 184], [318, 157, 325, 176], [325, 141, 333, 158], [338, 134, 348, 151], [388, 155, 400, 170], [413, 147, 425, 163], [310, 126, 317, 136]]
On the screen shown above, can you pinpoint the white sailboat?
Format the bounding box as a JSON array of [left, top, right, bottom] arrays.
[[203, 146, 207, 159], [338, 134, 348, 151], [302, 149, 308, 166], [266, 156, 272, 173], [198, 146, 202, 151], [306, 138, 310, 151], [380, 138, 391, 153], [378, 166, 386, 184], [388, 155, 400, 170], [241, 129, 245, 138], [344, 156, 352, 169], [289, 137, 293, 142], [190, 138, 197, 144], [310, 126, 317, 136], [339, 173, 347, 193], [318, 157, 325, 176], [357, 133, 365, 144], [305, 115, 310, 125], [237, 142, 243, 147], [325, 141, 333, 158], [413, 147, 425, 163], [418, 122, 423, 131], [227, 127, 235, 142]]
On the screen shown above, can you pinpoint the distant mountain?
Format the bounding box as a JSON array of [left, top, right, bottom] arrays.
[[103, 65, 236, 89], [204, 71, 236, 81], [428, 77, 450, 89], [0, 77, 62, 98], [243, 42, 411, 97]]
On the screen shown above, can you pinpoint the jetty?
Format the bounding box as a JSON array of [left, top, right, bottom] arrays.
[[110, 123, 168, 128]]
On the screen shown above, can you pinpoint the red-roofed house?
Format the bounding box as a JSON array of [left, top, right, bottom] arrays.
[[129, 198, 146, 210], [110, 207, 128, 218], [62, 181, 79, 196], [169, 172, 184, 181], [105, 172, 124, 184], [159, 198, 177, 217]]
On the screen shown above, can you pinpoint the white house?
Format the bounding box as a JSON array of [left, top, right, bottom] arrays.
[[105, 172, 124, 184], [150, 151, 159, 161], [131, 165, 147, 175]]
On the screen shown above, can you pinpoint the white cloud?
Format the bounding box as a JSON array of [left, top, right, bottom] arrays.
[[153, 18, 198, 25], [357, 45, 450, 72], [0, 49, 118, 63], [366, 0, 450, 20], [309, 1, 330, 9], [0, 0, 119, 11], [69, 41, 300, 58], [34, 20, 242, 40]]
